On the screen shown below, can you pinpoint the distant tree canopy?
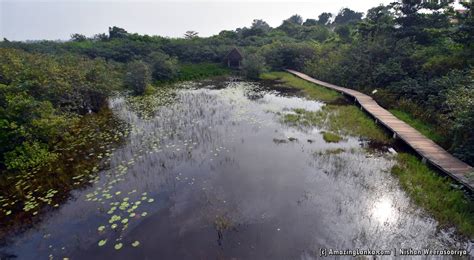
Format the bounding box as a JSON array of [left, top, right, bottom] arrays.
[[109, 26, 129, 39], [184, 31, 199, 39], [70, 33, 87, 42], [285, 14, 304, 25], [318, 12, 333, 25], [333, 8, 363, 25]]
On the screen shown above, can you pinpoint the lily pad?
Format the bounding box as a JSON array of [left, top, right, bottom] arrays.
[[114, 243, 123, 250], [98, 239, 107, 247]]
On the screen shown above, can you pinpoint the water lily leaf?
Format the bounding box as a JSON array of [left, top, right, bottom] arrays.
[[98, 239, 107, 247], [97, 225, 105, 232], [131, 241, 140, 247], [114, 243, 123, 250]]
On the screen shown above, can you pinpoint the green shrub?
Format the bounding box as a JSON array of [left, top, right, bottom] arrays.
[[125, 60, 151, 95], [4, 141, 58, 171], [148, 51, 179, 81], [242, 54, 267, 80]]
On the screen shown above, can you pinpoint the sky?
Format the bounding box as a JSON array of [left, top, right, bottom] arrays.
[[0, 0, 424, 41]]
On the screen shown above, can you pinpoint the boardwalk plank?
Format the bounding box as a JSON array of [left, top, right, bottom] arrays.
[[287, 69, 474, 190]]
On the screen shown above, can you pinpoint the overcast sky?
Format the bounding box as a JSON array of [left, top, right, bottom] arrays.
[[0, 0, 405, 41]]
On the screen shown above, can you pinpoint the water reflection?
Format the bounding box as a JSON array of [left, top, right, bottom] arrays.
[[1, 79, 471, 259], [372, 197, 396, 225]]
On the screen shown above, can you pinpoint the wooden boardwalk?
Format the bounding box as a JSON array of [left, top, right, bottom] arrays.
[[286, 69, 474, 191]]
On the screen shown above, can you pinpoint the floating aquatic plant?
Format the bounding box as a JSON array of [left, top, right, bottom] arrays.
[[98, 239, 107, 247]]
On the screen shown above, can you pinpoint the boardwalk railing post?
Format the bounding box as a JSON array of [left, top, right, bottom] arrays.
[[393, 132, 397, 139], [422, 157, 427, 164]]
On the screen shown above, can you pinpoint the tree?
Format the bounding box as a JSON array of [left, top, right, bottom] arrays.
[[242, 54, 266, 80], [108, 26, 128, 39], [147, 52, 179, 81], [239, 19, 272, 38], [390, 0, 453, 44], [285, 14, 304, 25], [317, 12, 333, 25], [453, 2, 474, 47], [279, 15, 304, 37], [334, 25, 352, 42], [303, 19, 318, 26], [184, 31, 199, 39], [124, 60, 151, 95], [357, 5, 395, 39], [92, 33, 108, 41], [70, 33, 87, 42], [333, 8, 363, 25], [250, 19, 271, 34]]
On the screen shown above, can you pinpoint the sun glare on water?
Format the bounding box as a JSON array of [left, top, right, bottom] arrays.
[[371, 197, 397, 224]]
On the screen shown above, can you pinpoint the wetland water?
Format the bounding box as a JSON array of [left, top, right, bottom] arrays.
[[1, 78, 472, 259]]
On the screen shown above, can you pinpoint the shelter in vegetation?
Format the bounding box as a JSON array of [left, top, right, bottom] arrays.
[[225, 48, 243, 69]]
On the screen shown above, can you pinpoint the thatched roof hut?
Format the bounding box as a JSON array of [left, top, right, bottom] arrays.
[[225, 48, 243, 69]]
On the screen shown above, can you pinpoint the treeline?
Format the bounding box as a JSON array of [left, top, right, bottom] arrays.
[[1, 0, 473, 168]]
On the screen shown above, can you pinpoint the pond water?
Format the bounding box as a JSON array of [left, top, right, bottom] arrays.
[[1, 79, 471, 259]]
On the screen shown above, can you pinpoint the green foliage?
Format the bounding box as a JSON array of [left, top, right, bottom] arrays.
[[125, 60, 151, 95], [176, 63, 229, 81], [0, 48, 121, 172], [260, 72, 340, 102], [261, 42, 316, 71], [392, 153, 474, 238], [109, 26, 128, 39], [321, 131, 343, 143], [147, 51, 179, 81], [333, 8, 363, 25], [4, 141, 58, 171], [318, 12, 332, 25], [444, 74, 474, 165], [282, 106, 389, 143], [242, 54, 267, 80]]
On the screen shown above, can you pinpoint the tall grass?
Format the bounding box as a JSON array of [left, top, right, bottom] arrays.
[[260, 72, 341, 102], [177, 63, 230, 81], [392, 153, 474, 239]]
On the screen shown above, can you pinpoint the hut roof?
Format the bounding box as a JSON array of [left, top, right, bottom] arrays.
[[226, 48, 243, 61]]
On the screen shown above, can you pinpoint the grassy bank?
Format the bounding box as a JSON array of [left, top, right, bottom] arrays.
[[260, 72, 341, 103], [392, 153, 474, 239], [390, 109, 446, 146], [282, 106, 389, 143], [266, 72, 389, 143], [156, 63, 230, 86]]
